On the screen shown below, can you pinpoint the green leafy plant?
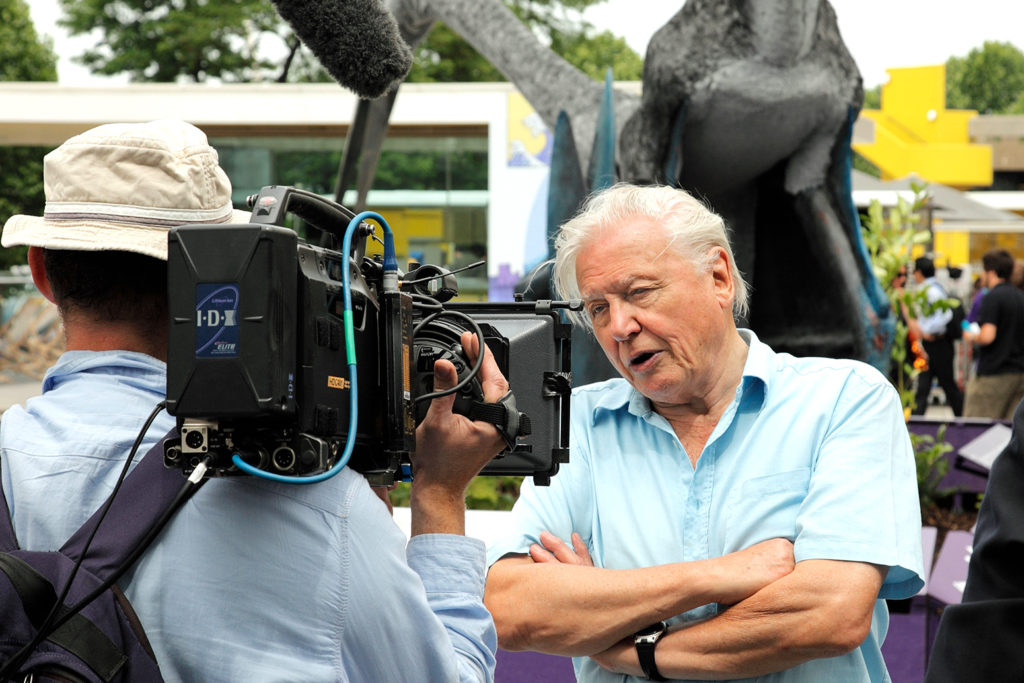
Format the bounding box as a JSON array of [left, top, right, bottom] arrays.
[[860, 181, 933, 413], [860, 181, 962, 414], [466, 476, 523, 510], [860, 182, 963, 513], [911, 426, 955, 511]]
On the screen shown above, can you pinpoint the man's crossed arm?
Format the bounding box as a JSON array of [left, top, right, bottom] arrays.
[[485, 531, 884, 680]]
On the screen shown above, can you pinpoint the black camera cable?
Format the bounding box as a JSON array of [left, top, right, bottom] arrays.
[[412, 309, 487, 404], [0, 401, 208, 679], [402, 260, 486, 287], [411, 308, 530, 449], [409, 293, 443, 312]]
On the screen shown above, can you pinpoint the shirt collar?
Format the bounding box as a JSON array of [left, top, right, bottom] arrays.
[[591, 328, 772, 422], [42, 350, 167, 393], [737, 329, 770, 410]]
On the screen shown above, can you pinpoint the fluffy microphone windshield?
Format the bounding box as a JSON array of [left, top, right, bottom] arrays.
[[271, 0, 413, 99]]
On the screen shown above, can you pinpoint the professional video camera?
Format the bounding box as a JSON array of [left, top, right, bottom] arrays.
[[162, 186, 578, 486]]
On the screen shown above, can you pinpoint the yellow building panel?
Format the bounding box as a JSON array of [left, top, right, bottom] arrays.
[[970, 233, 1024, 261], [853, 65, 993, 189], [932, 231, 970, 267], [362, 208, 444, 262]]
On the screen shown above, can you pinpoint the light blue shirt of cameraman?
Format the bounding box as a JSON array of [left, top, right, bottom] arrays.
[[487, 330, 924, 683], [2, 350, 496, 682]]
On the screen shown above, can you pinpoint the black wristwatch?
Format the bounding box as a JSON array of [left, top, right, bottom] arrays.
[[634, 621, 668, 681]]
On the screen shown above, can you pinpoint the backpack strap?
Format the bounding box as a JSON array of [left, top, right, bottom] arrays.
[[0, 428, 193, 680], [60, 428, 202, 580], [0, 431, 193, 561], [0, 469, 19, 553], [0, 552, 130, 680]]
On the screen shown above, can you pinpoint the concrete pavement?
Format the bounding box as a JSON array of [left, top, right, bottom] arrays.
[[0, 377, 42, 414]]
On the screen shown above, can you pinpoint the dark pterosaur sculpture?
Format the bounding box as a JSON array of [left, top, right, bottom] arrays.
[[298, 0, 894, 384]]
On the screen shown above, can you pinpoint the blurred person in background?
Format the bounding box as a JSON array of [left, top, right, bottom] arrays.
[[962, 249, 1024, 419], [908, 257, 963, 416]]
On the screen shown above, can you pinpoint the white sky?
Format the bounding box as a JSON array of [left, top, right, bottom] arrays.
[[23, 0, 1024, 89]]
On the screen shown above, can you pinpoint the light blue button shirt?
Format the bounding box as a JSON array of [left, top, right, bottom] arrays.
[[918, 277, 953, 337], [487, 330, 924, 683], [2, 350, 496, 682]]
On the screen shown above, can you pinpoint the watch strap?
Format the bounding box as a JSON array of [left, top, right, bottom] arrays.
[[634, 621, 668, 681]]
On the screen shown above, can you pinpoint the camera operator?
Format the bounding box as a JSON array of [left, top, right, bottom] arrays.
[[0, 120, 506, 681]]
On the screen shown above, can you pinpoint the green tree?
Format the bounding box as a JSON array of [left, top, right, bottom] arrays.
[[408, 24, 506, 83], [1009, 92, 1024, 115], [852, 153, 881, 179], [374, 150, 488, 190], [58, 0, 285, 82], [0, 0, 59, 271], [946, 41, 1024, 114], [508, 0, 642, 80], [57, 0, 640, 85], [852, 87, 883, 179], [549, 28, 643, 81], [862, 85, 881, 110], [409, 0, 643, 83], [0, 0, 57, 81]]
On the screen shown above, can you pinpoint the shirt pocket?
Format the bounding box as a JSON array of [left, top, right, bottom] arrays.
[[724, 467, 810, 551]]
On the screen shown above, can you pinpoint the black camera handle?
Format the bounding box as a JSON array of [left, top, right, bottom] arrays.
[[246, 186, 368, 255], [462, 390, 532, 451]]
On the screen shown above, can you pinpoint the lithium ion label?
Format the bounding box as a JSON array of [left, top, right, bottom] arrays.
[[196, 283, 240, 357]]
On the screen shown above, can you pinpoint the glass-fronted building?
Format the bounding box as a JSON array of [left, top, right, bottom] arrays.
[[0, 81, 568, 301]]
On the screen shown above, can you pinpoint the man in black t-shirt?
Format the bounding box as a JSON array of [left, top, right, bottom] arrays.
[[963, 249, 1024, 419]]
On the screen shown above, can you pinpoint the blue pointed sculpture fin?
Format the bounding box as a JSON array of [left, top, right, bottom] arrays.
[[664, 103, 686, 186], [587, 68, 617, 192], [547, 110, 587, 257]]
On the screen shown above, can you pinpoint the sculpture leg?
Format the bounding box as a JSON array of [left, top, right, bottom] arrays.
[[702, 184, 757, 328]]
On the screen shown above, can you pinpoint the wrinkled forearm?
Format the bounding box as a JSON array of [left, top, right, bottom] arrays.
[[649, 560, 885, 680], [485, 556, 751, 657], [654, 605, 852, 679], [410, 483, 467, 536]]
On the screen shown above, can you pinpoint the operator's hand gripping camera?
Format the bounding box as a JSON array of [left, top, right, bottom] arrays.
[[163, 186, 577, 485]]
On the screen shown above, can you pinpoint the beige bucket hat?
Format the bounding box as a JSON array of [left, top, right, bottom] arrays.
[[1, 120, 251, 260]]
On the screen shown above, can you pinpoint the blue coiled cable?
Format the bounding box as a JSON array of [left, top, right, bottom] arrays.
[[231, 211, 397, 484]]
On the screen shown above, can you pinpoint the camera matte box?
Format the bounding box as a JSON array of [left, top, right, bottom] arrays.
[[448, 302, 572, 485]]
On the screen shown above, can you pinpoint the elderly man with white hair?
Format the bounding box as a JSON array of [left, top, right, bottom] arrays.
[[484, 183, 923, 682]]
